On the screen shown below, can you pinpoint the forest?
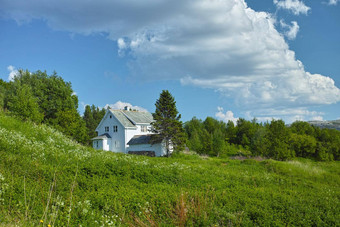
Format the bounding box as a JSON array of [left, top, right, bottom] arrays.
[[1, 69, 339, 161]]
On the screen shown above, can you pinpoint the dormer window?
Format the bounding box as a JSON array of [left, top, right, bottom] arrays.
[[105, 126, 109, 132]]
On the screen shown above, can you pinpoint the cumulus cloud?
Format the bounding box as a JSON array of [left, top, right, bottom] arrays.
[[215, 107, 239, 124], [104, 101, 147, 112], [7, 65, 18, 81], [1, 0, 339, 119], [273, 0, 310, 15], [328, 0, 339, 5], [280, 20, 299, 40]]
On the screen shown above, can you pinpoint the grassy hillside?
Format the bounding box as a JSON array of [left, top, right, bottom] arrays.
[[0, 112, 339, 226]]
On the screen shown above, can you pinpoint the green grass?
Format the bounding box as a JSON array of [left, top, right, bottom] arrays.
[[0, 112, 339, 226]]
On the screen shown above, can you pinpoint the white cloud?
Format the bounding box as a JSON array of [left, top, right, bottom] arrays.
[[245, 107, 325, 123], [273, 0, 311, 15], [328, 0, 339, 5], [104, 101, 147, 112], [7, 65, 18, 81], [215, 107, 239, 124], [280, 20, 299, 40], [1, 0, 339, 119], [310, 116, 324, 121]]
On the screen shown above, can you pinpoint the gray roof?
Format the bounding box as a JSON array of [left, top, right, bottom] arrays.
[[109, 110, 153, 128], [109, 110, 136, 128], [123, 111, 153, 124], [127, 134, 161, 145], [91, 133, 111, 140]]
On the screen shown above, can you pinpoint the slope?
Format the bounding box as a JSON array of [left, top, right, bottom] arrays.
[[0, 112, 339, 226]]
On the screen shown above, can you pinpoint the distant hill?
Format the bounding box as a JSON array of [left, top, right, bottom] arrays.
[[308, 119, 340, 131]]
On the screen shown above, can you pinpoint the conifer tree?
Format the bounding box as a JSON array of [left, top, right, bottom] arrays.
[[151, 90, 186, 157]]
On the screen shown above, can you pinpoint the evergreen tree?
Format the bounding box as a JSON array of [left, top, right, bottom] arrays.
[[0, 81, 5, 110], [83, 105, 106, 145], [151, 90, 186, 157]]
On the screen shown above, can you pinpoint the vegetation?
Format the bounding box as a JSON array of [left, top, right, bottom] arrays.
[[185, 117, 340, 161], [151, 90, 186, 156], [1, 70, 338, 161], [82, 105, 106, 145], [0, 112, 339, 226], [0, 70, 89, 144]]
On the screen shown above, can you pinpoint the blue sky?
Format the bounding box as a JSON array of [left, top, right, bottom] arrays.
[[0, 0, 339, 123]]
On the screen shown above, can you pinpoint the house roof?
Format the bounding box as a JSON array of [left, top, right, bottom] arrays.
[[127, 134, 161, 145], [95, 109, 154, 132], [123, 111, 154, 124], [91, 133, 111, 140], [109, 110, 136, 128], [109, 109, 153, 128]]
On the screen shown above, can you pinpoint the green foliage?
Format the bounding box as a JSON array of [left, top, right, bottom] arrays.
[[2, 69, 88, 144], [290, 133, 317, 158], [7, 83, 43, 123], [0, 79, 6, 111], [151, 90, 186, 156], [52, 109, 89, 144], [83, 105, 106, 144], [0, 113, 339, 226], [185, 116, 340, 161]]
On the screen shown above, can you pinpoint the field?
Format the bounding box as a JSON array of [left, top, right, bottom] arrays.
[[0, 112, 339, 226]]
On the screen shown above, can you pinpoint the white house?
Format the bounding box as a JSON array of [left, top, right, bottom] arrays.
[[91, 107, 168, 157]]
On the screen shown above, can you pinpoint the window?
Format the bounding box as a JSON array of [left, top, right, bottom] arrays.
[[141, 125, 148, 132], [113, 125, 118, 132], [110, 115, 112, 118], [115, 141, 120, 148], [105, 126, 109, 132]]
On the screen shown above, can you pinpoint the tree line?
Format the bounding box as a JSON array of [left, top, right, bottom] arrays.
[[184, 117, 340, 161], [1, 70, 339, 161]]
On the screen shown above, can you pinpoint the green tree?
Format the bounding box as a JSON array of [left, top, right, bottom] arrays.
[[83, 105, 106, 145], [290, 121, 315, 136], [265, 119, 294, 160], [226, 120, 237, 144], [235, 118, 257, 148], [53, 109, 89, 144], [7, 83, 43, 123], [151, 90, 186, 157], [212, 129, 226, 156], [290, 133, 317, 158], [0, 83, 5, 110], [5, 69, 88, 144], [184, 117, 204, 152]]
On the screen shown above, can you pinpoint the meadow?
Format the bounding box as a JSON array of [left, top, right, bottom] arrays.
[[0, 112, 339, 226]]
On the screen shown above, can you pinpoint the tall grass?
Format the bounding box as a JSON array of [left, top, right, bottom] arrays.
[[0, 112, 339, 226]]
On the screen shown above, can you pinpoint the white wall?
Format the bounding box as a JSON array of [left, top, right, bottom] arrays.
[[92, 139, 110, 151], [97, 112, 126, 153], [103, 139, 110, 151]]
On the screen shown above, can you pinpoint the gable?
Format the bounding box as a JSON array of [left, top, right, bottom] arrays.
[[95, 109, 134, 132]]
